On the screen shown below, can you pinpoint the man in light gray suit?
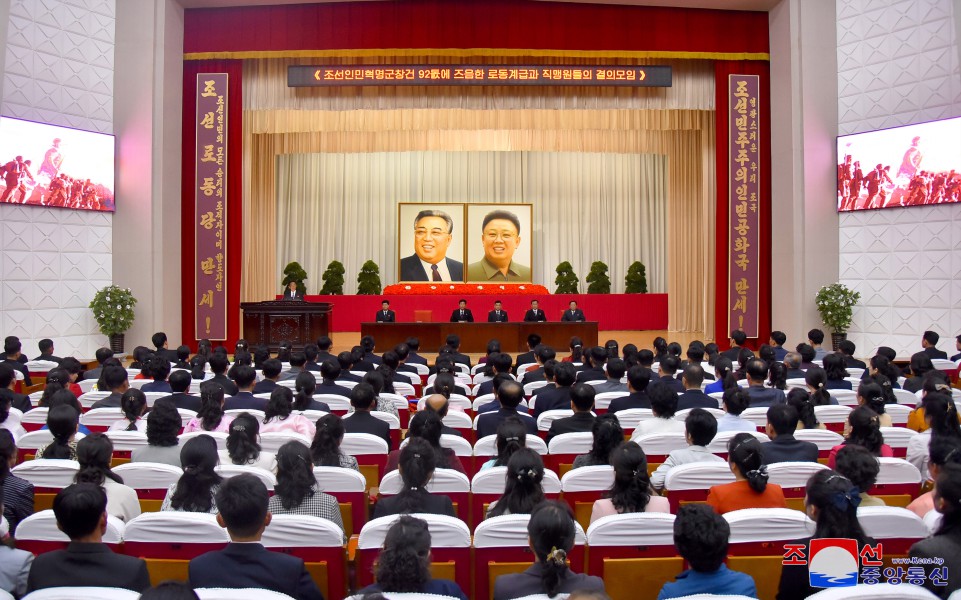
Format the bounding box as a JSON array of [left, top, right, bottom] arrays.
[[278, 352, 309, 382], [590, 358, 629, 394]]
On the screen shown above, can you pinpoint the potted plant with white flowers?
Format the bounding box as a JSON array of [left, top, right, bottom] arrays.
[[89, 285, 138, 353], [815, 283, 861, 350]]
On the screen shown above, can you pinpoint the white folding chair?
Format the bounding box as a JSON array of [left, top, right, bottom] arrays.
[[78, 391, 110, 409], [674, 407, 725, 422], [17, 510, 125, 544], [23, 587, 140, 600], [370, 411, 402, 430], [379, 393, 410, 414], [885, 404, 912, 426], [259, 432, 310, 454], [663, 462, 735, 494], [472, 434, 548, 458], [472, 394, 496, 410], [523, 381, 549, 396], [224, 409, 266, 420], [215, 464, 276, 490], [737, 407, 770, 428], [792, 429, 844, 450], [314, 466, 366, 492], [586, 511, 676, 545], [179, 430, 228, 450], [857, 506, 929, 540], [393, 382, 416, 397], [806, 583, 938, 599], [378, 469, 469, 495], [315, 394, 352, 412], [830, 390, 858, 406], [633, 432, 688, 456], [592, 391, 629, 411], [724, 507, 815, 544], [765, 461, 829, 488], [894, 388, 919, 405], [341, 433, 389, 455], [103, 430, 150, 453], [12, 459, 79, 488], [560, 465, 614, 492], [441, 410, 472, 431], [877, 457, 922, 485], [77, 379, 97, 394], [470, 466, 561, 495], [813, 405, 852, 427], [516, 363, 538, 376], [143, 392, 170, 408], [612, 408, 654, 430], [262, 513, 343, 547], [193, 590, 295, 600], [547, 431, 594, 455], [123, 511, 230, 544], [127, 379, 150, 390], [536, 409, 574, 432], [879, 426, 917, 452]]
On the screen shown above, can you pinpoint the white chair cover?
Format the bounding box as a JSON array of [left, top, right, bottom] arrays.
[[634, 432, 689, 455], [931, 359, 957, 371], [893, 388, 920, 405], [397, 372, 421, 386], [341, 433, 389, 455], [416, 396, 471, 412], [17, 510, 125, 543], [77, 379, 97, 393], [536, 410, 574, 431], [379, 468, 470, 495], [516, 363, 538, 375], [12, 459, 79, 487], [123, 512, 229, 544], [674, 407, 725, 422], [473, 514, 585, 548], [409, 363, 430, 376], [440, 433, 472, 456], [472, 373, 491, 385], [127, 379, 150, 390], [923, 508, 942, 534], [737, 407, 770, 427], [663, 462, 735, 491], [314, 466, 366, 492], [857, 506, 929, 539], [23, 587, 140, 600], [142, 392, 170, 408], [830, 390, 858, 406], [25, 360, 59, 372], [394, 382, 416, 397], [314, 394, 352, 411], [806, 583, 938, 599], [613, 408, 655, 429], [262, 514, 343, 547], [724, 508, 815, 543], [885, 404, 912, 425], [470, 467, 560, 495], [560, 465, 614, 492], [793, 429, 845, 450], [379, 393, 410, 412], [113, 462, 183, 489], [80, 408, 125, 429], [194, 589, 295, 600], [813, 405, 852, 424], [547, 431, 594, 455], [103, 430, 149, 452], [370, 411, 401, 429], [259, 432, 311, 454], [472, 434, 547, 457], [846, 368, 865, 379], [358, 513, 471, 549], [215, 464, 277, 489], [523, 381, 549, 396], [78, 391, 110, 408], [224, 409, 266, 420], [586, 512, 676, 546], [592, 391, 629, 410], [293, 409, 328, 422], [179, 430, 228, 450], [706, 430, 770, 453], [442, 411, 472, 430], [765, 461, 829, 488], [876, 457, 922, 484], [472, 394, 496, 410], [879, 426, 917, 449]]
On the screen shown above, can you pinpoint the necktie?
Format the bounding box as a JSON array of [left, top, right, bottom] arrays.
[[431, 264, 441, 281], [460, 310, 464, 318]]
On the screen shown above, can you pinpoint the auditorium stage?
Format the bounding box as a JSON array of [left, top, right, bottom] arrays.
[[294, 293, 668, 333]]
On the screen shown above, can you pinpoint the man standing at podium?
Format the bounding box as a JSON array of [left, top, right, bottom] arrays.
[[488, 300, 508, 322], [376, 300, 396, 322], [282, 281, 304, 301]]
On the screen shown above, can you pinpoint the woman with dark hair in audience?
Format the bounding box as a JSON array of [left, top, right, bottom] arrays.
[[605, 339, 620, 360], [95, 357, 123, 390], [269, 440, 345, 537], [38, 404, 80, 459], [856, 381, 890, 426], [162, 434, 222, 513], [479, 340, 501, 367], [75, 433, 141, 522], [486, 448, 546, 518], [40, 388, 92, 435], [804, 367, 837, 406], [716, 388, 756, 433], [622, 343, 638, 364], [385, 410, 465, 474], [572, 414, 623, 469], [704, 357, 738, 395], [563, 337, 584, 364], [903, 351, 935, 393], [828, 406, 893, 468], [494, 501, 605, 599], [359, 371, 400, 416], [590, 441, 668, 524], [705, 342, 720, 366], [822, 353, 851, 390], [188, 354, 207, 381], [834, 444, 884, 507], [109, 388, 147, 432], [910, 462, 961, 598], [293, 371, 330, 412], [55, 360, 84, 397], [372, 437, 455, 518], [358, 515, 468, 599], [196, 339, 213, 360], [732, 347, 755, 381], [0, 392, 23, 442], [234, 338, 249, 356], [374, 355, 397, 395], [226, 350, 252, 381], [481, 417, 527, 471], [767, 361, 787, 391], [310, 413, 360, 471], [129, 346, 151, 371], [184, 381, 232, 433], [430, 371, 467, 400], [787, 388, 822, 430], [221, 412, 276, 471], [276, 340, 292, 364], [907, 371, 955, 432], [130, 398, 182, 467], [666, 341, 682, 359], [261, 386, 316, 438], [776, 469, 875, 599], [141, 355, 173, 394], [867, 354, 902, 389], [252, 345, 270, 370], [0, 429, 33, 534], [908, 437, 961, 518], [708, 432, 786, 514], [758, 344, 776, 367], [907, 392, 961, 476]]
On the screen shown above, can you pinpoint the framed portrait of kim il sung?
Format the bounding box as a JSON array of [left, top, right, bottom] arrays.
[[397, 203, 466, 283], [465, 203, 533, 283]]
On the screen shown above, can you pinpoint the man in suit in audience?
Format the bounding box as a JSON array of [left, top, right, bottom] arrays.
[[476, 353, 513, 398], [208, 353, 239, 396], [0, 339, 31, 387], [676, 365, 716, 410], [783, 352, 807, 380], [743, 358, 786, 407], [335, 352, 363, 383], [476, 379, 536, 438], [253, 359, 283, 394], [392, 344, 419, 374], [315, 336, 335, 365], [444, 334, 472, 368], [609, 366, 653, 413], [532, 362, 577, 418], [682, 344, 715, 381], [188, 475, 323, 600], [951, 335, 961, 363], [90, 366, 129, 409], [151, 332, 180, 364], [650, 355, 684, 393], [575, 346, 608, 384], [769, 331, 789, 362], [761, 404, 819, 464], [316, 359, 353, 398], [591, 358, 628, 394], [343, 383, 392, 449], [795, 344, 818, 371], [350, 346, 375, 373], [922, 330, 949, 360], [279, 352, 308, 382], [303, 344, 322, 373], [32, 338, 62, 364], [399, 209, 464, 282], [375, 299, 396, 322], [224, 365, 266, 411], [523, 299, 547, 322], [487, 300, 509, 322], [26, 484, 150, 593], [0, 364, 32, 413], [404, 337, 428, 366], [546, 383, 596, 443], [81, 347, 113, 382], [808, 329, 828, 360], [424, 394, 463, 437], [449, 298, 474, 323], [522, 345, 556, 385], [160, 370, 203, 412], [721, 330, 748, 361], [514, 334, 541, 374], [837, 340, 867, 370], [561, 301, 585, 322], [477, 373, 517, 414], [360, 336, 381, 366]]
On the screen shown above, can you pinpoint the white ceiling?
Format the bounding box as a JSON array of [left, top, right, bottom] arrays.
[[177, 0, 781, 11]]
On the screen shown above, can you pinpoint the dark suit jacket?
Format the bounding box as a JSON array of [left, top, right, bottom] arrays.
[[842, 355, 867, 370], [281, 288, 305, 301], [546, 412, 595, 443], [82, 366, 103, 382], [1, 389, 31, 413], [32, 353, 62, 364], [677, 389, 718, 410], [352, 359, 376, 372], [189, 542, 323, 600], [337, 372, 363, 383], [523, 309, 546, 322], [400, 255, 464, 282], [609, 392, 651, 413], [375, 309, 396, 322], [760, 435, 819, 465], [27, 542, 150, 592], [161, 392, 203, 412], [90, 391, 123, 410], [744, 385, 786, 407], [786, 368, 807, 380], [514, 351, 536, 373], [372, 492, 455, 519], [924, 346, 949, 360], [532, 386, 573, 418], [317, 380, 353, 398], [1, 360, 31, 387], [253, 379, 278, 395], [141, 380, 172, 394], [720, 347, 743, 362], [476, 407, 538, 439], [772, 346, 788, 361], [450, 351, 471, 367], [651, 374, 684, 393], [210, 374, 239, 396], [450, 308, 474, 323], [488, 310, 509, 322], [561, 309, 585, 322], [476, 379, 496, 397], [344, 411, 392, 450], [406, 352, 428, 366], [575, 367, 606, 384], [224, 391, 267, 411], [910, 528, 961, 597], [521, 367, 546, 385]]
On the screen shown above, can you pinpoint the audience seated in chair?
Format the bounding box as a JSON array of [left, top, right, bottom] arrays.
[[486, 448, 547, 519], [38, 404, 80, 460], [161, 434, 222, 514], [704, 356, 738, 396], [834, 443, 884, 507], [109, 388, 148, 432], [476, 379, 537, 438], [0, 429, 33, 534], [343, 383, 392, 450], [357, 370, 400, 417], [907, 371, 955, 432], [184, 381, 233, 434], [269, 440, 345, 540], [608, 365, 652, 413], [423, 393, 464, 438], [372, 437, 455, 519], [208, 353, 239, 397], [220, 412, 277, 471], [907, 436, 961, 518], [479, 417, 527, 471], [717, 388, 756, 433], [909, 462, 961, 598], [743, 358, 785, 408], [787, 388, 823, 430], [822, 353, 852, 391], [630, 384, 686, 441], [311, 413, 360, 471], [707, 432, 786, 514], [546, 383, 597, 444], [141, 355, 173, 394], [761, 404, 819, 465], [591, 358, 628, 394], [0, 478, 33, 598], [223, 365, 261, 411], [75, 433, 141, 522], [385, 410, 465, 475], [131, 399, 183, 467], [590, 441, 669, 525], [572, 414, 622, 469], [827, 405, 893, 469], [650, 408, 724, 490], [90, 365, 130, 409], [261, 386, 316, 439], [531, 362, 577, 418], [906, 392, 961, 477]]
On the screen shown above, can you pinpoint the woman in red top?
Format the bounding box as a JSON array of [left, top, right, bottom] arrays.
[[827, 405, 894, 469], [707, 432, 787, 514], [562, 337, 583, 363]]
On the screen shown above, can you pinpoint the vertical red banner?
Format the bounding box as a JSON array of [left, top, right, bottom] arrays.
[[727, 74, 761, 338], [195, 73, 228, 340]]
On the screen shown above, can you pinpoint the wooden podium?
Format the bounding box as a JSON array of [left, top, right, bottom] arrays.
[[240, 300, 332, 352]]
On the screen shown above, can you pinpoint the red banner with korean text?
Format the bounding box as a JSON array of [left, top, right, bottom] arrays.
[[727, 75, 760, 337], [195, 73, 228, 340]]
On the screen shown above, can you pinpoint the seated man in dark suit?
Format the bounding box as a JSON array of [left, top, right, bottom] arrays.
[[224, 365, 266, 411], [253, 358, 282, 395], [314, 360, 352, 399], [423, 394, 463, 437], [523, 299, 547, 322], [80, 347, 113, 382], [575, 346, 608, 384], [90, 365, 129, 409], [476, 379, 536, 438], [314, 336, 335, 365], [808, 328, 828, 361], [404, 337, 428, 366], [650, 355, 684, 393], [760, 404, 819, 465], [609, 365, 653, 413], [26, 483, 150, 593], [343, 383, 392, 449], [151, 331, 181, 364], [1, 339, 31, 387], [351, 346, 375, 372], [531, 362, 577, 419], [444, 334, 471, 368], [0, 364, 31, 413], [682, 343, 715, 381], [720, 330, 748, 362], [335, 352, 363, 383], [303, 344, 322, 373], [449, 298, 474, 323], [476, 353, 513, 398], [521, 345, 557, 385], [783, 352, 807, 380], [375, 299, 396, 322], [546, 383, 596, 443], [487, 300, 509, 322], [795, 344, 818, 371], [477, 373, 516, 414], [208, 353, 239, 396], [188, 474, 323, 600], [952, 334, 961, 363], [769, 330, 789, 362], [514, 334, 541, 374], [561, 300, 585, 322], [141, 355, 173, 394], [677, 365, 717, 410], [361, 335, 382, 366], [742, 358, 786, 407], [279, 352, 309, 382], [160, 369, 202, 412], [391, 344, 419, 375], [922, 330, 949, 360], [33, 338, 62, 364]]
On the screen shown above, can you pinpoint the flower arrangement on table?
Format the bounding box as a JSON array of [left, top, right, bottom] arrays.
[[383, 283, 550, 295]]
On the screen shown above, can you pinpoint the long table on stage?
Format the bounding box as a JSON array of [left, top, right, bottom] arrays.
[[359, 322, 599, 353]]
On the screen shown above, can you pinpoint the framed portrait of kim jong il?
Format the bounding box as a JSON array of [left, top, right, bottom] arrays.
[[465, 203, 533, 283], [397, 203, 466, 283]]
